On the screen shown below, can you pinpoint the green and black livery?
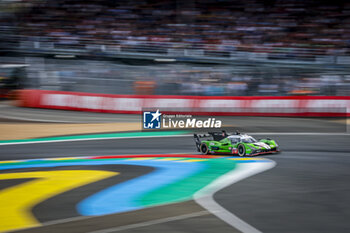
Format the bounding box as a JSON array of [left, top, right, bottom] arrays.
[[194, 131, 280, 156]]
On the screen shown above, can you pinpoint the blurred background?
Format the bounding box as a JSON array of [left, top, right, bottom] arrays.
[[1, 0, 350, 97], [0, 2, 349, 233]]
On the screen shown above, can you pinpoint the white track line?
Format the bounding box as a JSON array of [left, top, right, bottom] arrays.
[[1, 132, 349, 146], [0, 134, 192, 146], [1, 151, 274, 233], [194, 160, 276, 233]]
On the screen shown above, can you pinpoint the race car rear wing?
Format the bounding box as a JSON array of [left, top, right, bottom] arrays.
[[193, 131, 229, 152], [196, 131, 228, 140]]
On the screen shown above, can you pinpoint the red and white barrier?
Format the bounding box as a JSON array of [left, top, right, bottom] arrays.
[[16, 89, 350, 117]]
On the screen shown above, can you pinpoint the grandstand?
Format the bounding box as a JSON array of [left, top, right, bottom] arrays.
[[0, 0, 349, 96]]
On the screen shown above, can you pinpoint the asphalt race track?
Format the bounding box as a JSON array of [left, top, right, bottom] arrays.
[[0, 132, 349, 233], [0, 103, 349, 233], [215, 134, 350, 233]]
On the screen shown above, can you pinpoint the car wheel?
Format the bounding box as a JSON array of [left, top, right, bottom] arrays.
[[200, 143, 209, 155], [237, 144, 246, 157]]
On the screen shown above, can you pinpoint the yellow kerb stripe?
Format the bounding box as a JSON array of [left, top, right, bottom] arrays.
[[176, 159, 207, 162], [45, 157, 78, 161], [127, 157, 155, 161], [0, 170, 117, 232], [154, 158, 182, 161], [0, 161, 20, 164], [229, 158, 263, 160]]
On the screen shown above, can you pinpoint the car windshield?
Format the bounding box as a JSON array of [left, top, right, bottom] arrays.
[[230, 137, 240, 144], [241, 136, 257, 143]]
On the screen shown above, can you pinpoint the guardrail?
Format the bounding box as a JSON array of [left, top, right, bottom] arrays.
[[17, 89, 350, 117]]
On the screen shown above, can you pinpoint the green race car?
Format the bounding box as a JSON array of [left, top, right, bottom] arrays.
[[194, 131, 280, 156]]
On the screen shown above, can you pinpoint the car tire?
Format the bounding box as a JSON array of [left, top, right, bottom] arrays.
[[200, 143, 209, 155], [237, 144, 246, 157]]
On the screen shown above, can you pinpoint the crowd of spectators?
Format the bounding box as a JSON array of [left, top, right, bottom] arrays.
[[1, 0, 350, 96], [7, 0, 350, 57]]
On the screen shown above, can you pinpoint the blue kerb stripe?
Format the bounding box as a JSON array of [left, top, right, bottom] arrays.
[[0, 159, 205, 216], [77, 160, 204, 215]]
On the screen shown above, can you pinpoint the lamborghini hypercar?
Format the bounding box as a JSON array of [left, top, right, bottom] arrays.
[[194, 131, 279, 156]]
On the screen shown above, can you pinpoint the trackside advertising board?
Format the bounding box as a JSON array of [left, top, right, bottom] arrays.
[[17, 89, 350, 117]]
